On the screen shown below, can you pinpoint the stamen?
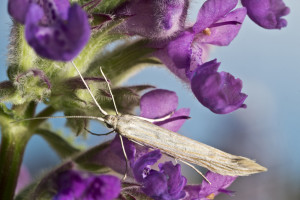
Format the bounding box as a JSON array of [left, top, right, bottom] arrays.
[[203, 28, 211, 36], [206, 193, 215, 200]]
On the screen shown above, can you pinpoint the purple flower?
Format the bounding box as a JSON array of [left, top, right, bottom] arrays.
[[191, 59, 247, 114], [115, 0, 189, 39], [8, 0, 90, 61], [133, 151, 187, 200], [53, 170, 120, 200], [183, 171, 236, 200], [165, 0, 246, 70], [154, 0, 248, 114], [241, 0, 290, 29]]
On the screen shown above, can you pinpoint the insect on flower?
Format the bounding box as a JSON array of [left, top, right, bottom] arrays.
[[16, 61, 267, 183]]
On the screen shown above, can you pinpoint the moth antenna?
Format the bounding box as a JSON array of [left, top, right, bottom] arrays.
[[180, 160, 211, 184], [11, 115, 105, 123], [99, 67, 119, 115], [119, 134, 129, 180], [71, 61, 108, 116]]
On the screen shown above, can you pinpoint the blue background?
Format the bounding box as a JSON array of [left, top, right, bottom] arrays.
[[1, 0, 299, 199]]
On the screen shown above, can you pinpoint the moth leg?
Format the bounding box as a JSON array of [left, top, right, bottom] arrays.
[[135, 112, 191, 123], [119, 134, 129, 181], [99, 67, 119, 115], [84, 128, 114, 136], [133, 112, 174, 123], [180, 160, 211, 184]]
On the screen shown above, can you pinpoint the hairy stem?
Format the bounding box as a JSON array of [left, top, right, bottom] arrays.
[[0, 126, 30, 200]]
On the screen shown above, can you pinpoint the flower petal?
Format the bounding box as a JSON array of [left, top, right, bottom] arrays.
[[115, 0, 189, 39], [8, 0, 31, 24], [25, 4, 90, 61], [182, 185, 202, 200], [142, 170, 168, 199], [159, 162, 187, 199], [140, 89, 178, 119], [193, 0, 238, 33], [198, 7, 247, 46], [191, 59, 247, 114], [241, 0, 290, 29], [166, 31, 194, 69], [133, 150, 162, 182], [53, 0, 70, 20], [199, 171, 236, 198]]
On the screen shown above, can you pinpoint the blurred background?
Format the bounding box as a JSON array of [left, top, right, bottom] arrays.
[[1, 0, 299, 199]]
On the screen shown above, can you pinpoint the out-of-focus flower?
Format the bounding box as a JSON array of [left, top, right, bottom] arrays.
[[8, 0, 90, 61], [53, 170, 120, 200], [183, 171, 236, 200], [241, 0, 290, 29], [115, 0, 189, 39], [190, 59, 247, 114], [15, 165, 31, 194]]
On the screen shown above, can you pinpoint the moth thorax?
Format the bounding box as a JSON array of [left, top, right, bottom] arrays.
[[104, 115, 118, 129]]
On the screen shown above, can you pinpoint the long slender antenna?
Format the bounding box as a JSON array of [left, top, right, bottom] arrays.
[[71, 61, 108, 116], [99, 67, 119, 115], [119, 134, 129, 180], [180, 160, 211, 184], [12, 115, 105, 123]]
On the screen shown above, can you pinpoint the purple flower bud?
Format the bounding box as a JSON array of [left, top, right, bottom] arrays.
[[115, 0, 189, 39], [8, 0, 90, 61], [191, 59, 247, 114], [16, 69, 51, 89], [241, 0, 290, 29]]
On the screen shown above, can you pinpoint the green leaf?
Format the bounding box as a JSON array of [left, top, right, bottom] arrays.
[[86, 40, 157, 85], [36, 128, 80, 158]]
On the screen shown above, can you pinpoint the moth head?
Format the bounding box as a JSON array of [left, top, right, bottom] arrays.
[[104, 115, 118, 129]]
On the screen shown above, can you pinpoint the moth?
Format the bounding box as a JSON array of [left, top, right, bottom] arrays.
[[18, 61, 267, 182], [70, 62, 266, 178]]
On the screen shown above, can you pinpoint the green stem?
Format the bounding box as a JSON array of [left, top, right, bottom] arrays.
[[0, 105, 56, 200], [0, 126, 30, 200]]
